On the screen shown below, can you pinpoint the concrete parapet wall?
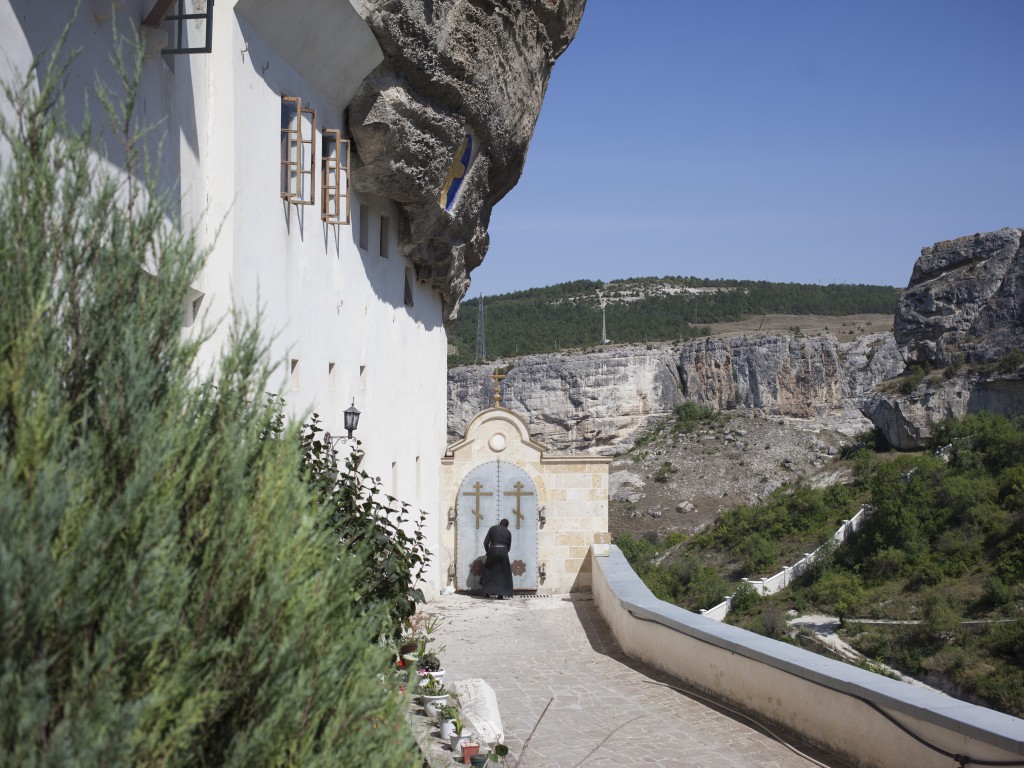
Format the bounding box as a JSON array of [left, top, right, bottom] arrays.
[[592, 546, 1024, 768]]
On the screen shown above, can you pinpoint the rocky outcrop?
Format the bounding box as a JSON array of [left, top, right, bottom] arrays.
[[350, 0, 586, 322], [896, 228, 1024, 367], [861, 228, 1024, 449], [677, 333, 901, 418], [448, 332, 902, 453], [448, 347, 683, 452]]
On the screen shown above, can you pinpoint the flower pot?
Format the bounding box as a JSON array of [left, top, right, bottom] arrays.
[[460, 742, 480, 764], [417, 668, 445, 687], [439, 718, 457, 740], [450, 733, 467, 757], [469, 754, 489, 767], [420, 693, 448, 719]]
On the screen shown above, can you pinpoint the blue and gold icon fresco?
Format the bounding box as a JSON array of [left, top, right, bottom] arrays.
[[439, 134, 473, 211]]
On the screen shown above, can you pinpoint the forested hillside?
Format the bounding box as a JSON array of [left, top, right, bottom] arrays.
[[449, 277, 901, 365]]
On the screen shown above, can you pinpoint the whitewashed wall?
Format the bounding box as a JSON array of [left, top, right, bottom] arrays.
[[1, 0, 449, 591]]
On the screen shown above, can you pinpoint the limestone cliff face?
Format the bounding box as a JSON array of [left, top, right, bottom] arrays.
[[861, 228, 1024, 449], [676, 334, 900, 417], [350, 0, 586, 321], [448, 333, 902, 453], [896, 228, 1024, 368], [448, 347, 682, 452]]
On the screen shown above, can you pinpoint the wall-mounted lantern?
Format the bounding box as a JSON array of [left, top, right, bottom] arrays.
[[326, 400, 361, 455], [343, 399, 360, 437]]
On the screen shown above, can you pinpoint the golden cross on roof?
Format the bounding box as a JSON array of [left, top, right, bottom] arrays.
[[487, 368, 506, 408]]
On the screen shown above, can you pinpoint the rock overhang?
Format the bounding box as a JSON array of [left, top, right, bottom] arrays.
[[349, 0, 587, 323]]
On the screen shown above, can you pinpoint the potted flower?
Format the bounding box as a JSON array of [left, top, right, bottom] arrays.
[[416, 650, 445, 686], [437, 703, 461, 741], [419, 675, 448, 719], [449, 724, 469, 758]]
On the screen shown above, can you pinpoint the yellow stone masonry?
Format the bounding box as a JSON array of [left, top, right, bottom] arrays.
[[440, 406, 610, 595]]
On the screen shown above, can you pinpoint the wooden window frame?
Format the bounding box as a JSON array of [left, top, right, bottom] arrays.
[[321, 129, 351, 224], [280, 96, 316, 206]]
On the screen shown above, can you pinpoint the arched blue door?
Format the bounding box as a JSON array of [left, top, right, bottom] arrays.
[[456, 460, 538, 591]]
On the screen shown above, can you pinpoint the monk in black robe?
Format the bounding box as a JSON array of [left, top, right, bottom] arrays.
[[481, 518, 513, 598]]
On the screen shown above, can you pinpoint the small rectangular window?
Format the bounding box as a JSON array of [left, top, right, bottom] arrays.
[[143, 0, 214, 55], [280, 96, 315, 205], [321, 130, 351, 224], [183, 287, 205, 327], [358, 364, 366, 390], [358, 204, 370, 249], [379, 215, 390, 258], [327, 361, 336, 391], [404, 267, 415, 307], [289, 358, 300, 390]]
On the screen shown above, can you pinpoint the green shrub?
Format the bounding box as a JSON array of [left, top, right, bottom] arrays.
[[923, 593, 962, 636], [864, 547, 908, 581], [688, 567, 730, 611], [653, 461, 676, 483], [670, 401, 724, 434], [808, 571, 865, 621], [997, 348, 1024, 373], [897, 363, 929, 394], [739, 534, 778, 575], [729, 580, 763, 615], [0, 40, 416, 766]]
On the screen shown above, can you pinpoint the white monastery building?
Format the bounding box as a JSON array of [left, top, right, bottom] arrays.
[[1, 0, 447, 587], [0, 0, 591, 599]]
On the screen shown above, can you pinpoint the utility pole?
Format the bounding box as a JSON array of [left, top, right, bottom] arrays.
[[474, 295, 486, 363]]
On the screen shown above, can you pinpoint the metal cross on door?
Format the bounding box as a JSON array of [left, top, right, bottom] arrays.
[[456, 460, 539, 591]]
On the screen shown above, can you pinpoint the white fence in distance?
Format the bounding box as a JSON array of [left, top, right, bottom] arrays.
[[700, 505, 871, 622]]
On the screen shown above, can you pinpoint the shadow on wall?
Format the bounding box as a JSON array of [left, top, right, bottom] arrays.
[[354, 192, 443, 336], [8, 0, 196, 220]]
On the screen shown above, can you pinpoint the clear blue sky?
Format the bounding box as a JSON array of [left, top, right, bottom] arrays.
[[469, 0, 1024, 299]]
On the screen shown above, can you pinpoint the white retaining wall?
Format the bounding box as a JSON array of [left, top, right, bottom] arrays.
[[701, 505, 871, 621]]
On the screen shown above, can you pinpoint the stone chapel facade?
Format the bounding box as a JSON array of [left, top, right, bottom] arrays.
[[440, 395, 611, 595]]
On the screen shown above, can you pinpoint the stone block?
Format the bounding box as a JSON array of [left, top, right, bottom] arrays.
[[555, 531, 585, 547]]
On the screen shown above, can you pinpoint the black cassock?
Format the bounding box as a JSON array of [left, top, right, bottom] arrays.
[[480, 523, 513, 597]]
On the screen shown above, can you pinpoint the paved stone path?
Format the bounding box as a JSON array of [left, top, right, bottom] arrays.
[[422, 594, 851, 768]]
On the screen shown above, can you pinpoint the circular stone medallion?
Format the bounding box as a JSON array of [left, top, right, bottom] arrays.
[[488, 432, 507, 452]]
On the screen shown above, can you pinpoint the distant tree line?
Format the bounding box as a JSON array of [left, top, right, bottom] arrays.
[[449, 277, 901, 365]]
